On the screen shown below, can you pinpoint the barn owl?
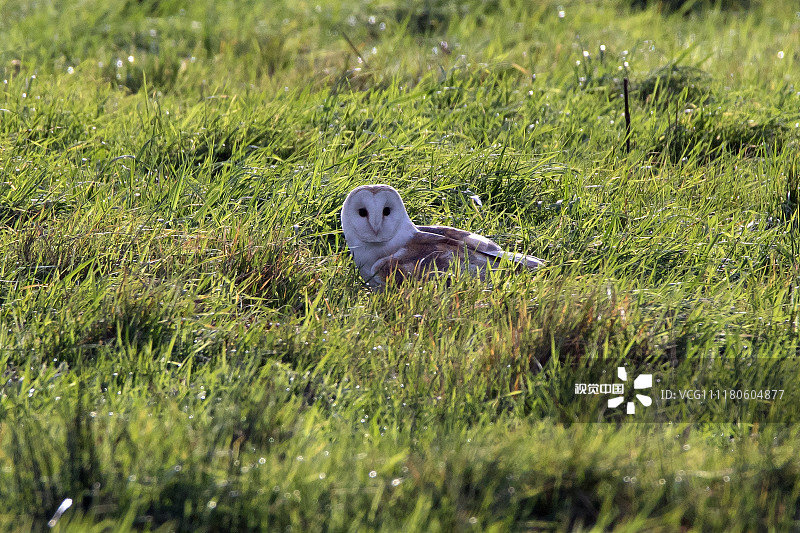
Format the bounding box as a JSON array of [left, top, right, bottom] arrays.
[[341, 184, 544, 288]]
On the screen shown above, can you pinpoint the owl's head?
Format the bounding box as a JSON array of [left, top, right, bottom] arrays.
[[341, 184, 413, 244]]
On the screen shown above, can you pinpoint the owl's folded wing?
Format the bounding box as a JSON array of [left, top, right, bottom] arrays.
[[417, 226, 544, 269], [372, 226, 543, 283]]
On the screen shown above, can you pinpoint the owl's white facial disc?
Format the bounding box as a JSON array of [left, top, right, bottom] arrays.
[[341, 185, 411, 244]]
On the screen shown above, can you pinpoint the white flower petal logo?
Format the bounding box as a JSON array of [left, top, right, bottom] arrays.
[[609, 367, 653, 414]]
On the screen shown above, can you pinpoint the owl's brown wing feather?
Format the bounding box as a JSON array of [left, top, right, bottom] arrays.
[[415, 225, 503, 253], [417, 226, 545, 270], [371, 228, 511, 284]]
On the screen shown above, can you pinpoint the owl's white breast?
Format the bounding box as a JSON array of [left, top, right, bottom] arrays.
[[347, 226, 418, 286]]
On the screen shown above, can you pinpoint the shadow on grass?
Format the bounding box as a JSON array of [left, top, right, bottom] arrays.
[[629, 0, 751, 13], [637, 64, 713, 109], [652, 111, 790, 162]]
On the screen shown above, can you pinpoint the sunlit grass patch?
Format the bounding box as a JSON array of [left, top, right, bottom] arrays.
[[1, 0, 800, 529]]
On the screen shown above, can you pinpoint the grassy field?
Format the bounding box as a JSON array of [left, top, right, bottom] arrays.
[[1, 0, 799, 530]]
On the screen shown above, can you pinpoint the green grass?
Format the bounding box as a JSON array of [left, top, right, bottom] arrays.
[[1, 0, 800, 530]]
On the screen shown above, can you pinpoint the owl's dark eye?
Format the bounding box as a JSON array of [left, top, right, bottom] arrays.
[[383, 206, 391, 217], [358, 208, 368, 218]]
